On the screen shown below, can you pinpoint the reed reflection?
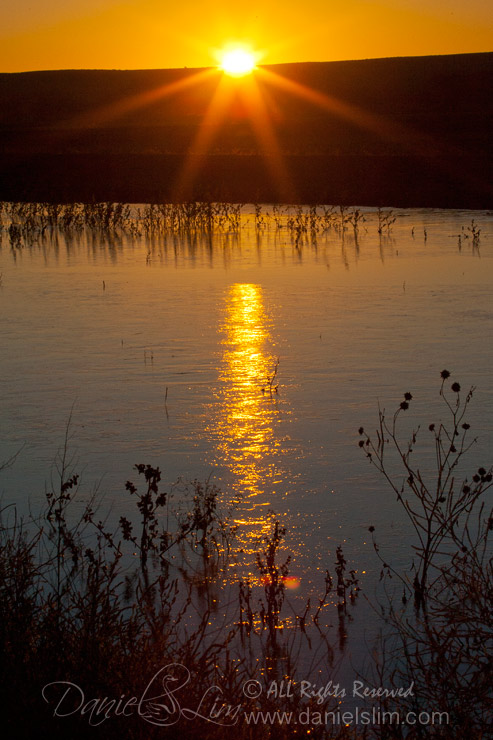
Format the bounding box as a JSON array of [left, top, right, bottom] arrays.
[[213, 283, 284, 549]]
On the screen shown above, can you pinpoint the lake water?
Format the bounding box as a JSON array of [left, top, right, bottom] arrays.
[[1, 204, 492, 662]]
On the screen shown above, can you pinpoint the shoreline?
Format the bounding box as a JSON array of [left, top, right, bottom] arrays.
[[2, 153, 492, 209]]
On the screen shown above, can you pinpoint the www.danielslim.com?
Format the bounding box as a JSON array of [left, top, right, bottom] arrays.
[[243, 707, 450, 728], [41, 667, 450, 729]]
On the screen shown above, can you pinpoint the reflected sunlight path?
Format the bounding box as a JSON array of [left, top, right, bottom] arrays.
[[208, 283, 288, 554]]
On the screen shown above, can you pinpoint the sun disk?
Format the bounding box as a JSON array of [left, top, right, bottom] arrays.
[[220, 48, 256, 77]]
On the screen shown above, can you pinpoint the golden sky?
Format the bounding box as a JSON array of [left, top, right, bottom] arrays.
[[0, 0, 492, 72]]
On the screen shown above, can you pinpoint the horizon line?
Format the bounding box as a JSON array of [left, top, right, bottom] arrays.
[[2, 49, 492, 76]]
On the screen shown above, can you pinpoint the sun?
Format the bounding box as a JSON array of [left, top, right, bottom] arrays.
[[220, 48, 256, 77]]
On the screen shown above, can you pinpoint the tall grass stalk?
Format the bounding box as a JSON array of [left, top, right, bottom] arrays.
[[0, 453, 359, 739], [358, 371, 492, 738]]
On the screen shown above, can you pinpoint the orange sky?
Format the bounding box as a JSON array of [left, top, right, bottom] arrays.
[[0, 0, 492, 72]]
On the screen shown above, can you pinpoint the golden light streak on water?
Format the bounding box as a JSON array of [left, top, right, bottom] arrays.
[[212, 283, 283, 553]]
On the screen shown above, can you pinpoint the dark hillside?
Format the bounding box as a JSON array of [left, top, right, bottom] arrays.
[[1, 53, 492, 206]]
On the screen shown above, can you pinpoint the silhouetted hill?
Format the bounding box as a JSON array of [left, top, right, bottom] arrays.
[[1, 53, 492, 206]]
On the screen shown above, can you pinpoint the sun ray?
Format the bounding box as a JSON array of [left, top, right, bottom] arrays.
[[175, 74, 236, 198], [66, 68, 217, 129], [237, 76, 296, 202], [257, 67, 436, 153], [175, 70, 296, 202]]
